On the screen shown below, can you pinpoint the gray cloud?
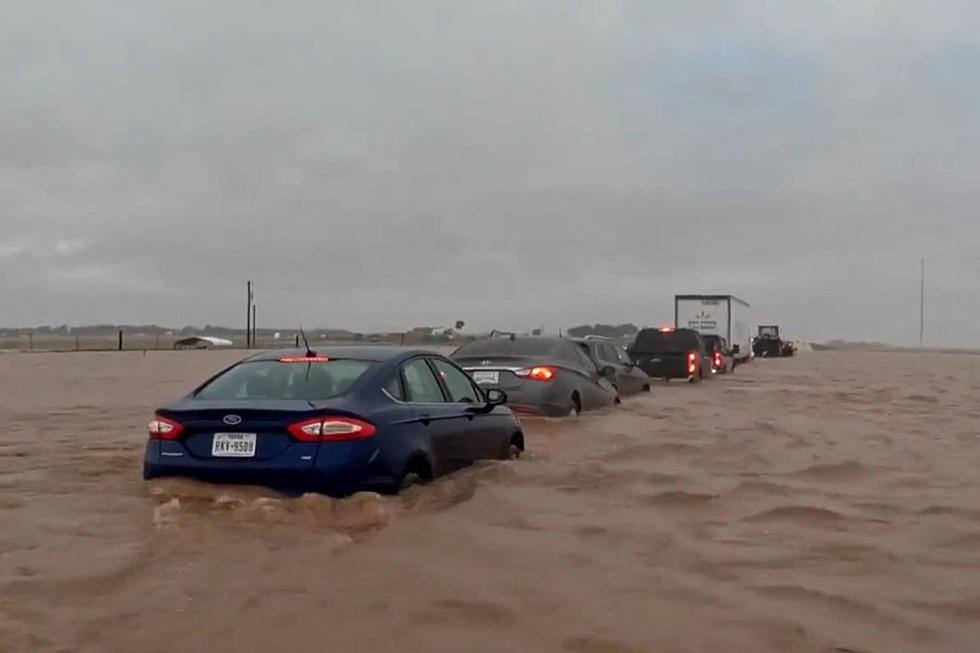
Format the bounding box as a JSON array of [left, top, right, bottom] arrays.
[[1, 0, 978, 345]]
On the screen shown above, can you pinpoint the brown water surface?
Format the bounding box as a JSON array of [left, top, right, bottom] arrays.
[[1, 350, 978, 652]]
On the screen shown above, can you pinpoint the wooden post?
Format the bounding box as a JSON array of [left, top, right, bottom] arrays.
[[118, 330, 123, 351], [919, 257, 925, 347], [75, 335, 80, 351], [246, 280, 253, 348], [252, 304, 257, 348]]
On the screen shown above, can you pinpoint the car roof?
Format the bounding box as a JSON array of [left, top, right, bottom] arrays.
[[453, 335, 577, 356], [244, 346, 439, 363], [637, 326, 698, 334], [473, 335, 567, 344], [573, 337, 618, 346]]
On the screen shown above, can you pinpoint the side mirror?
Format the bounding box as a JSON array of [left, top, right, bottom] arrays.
[[485, 388, 507, 406], [600, 365, 616, 378], [732, 345, 740, 354]]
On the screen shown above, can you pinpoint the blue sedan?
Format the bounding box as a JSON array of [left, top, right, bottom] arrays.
[[143, 347, 524, 496]]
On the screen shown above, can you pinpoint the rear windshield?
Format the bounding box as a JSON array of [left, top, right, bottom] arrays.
[[702, 335, 721, 348], [453, 338, 560, 359], [632, 330, 700, 353], [195, 359, 375, 400]]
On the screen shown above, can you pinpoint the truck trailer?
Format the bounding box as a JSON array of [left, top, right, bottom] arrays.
[[674, 295, 753, 363]]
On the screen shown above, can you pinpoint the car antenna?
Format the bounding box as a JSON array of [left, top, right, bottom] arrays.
[[299, 326, 316, 358]]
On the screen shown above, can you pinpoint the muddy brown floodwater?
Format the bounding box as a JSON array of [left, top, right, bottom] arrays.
[[1, 350, 979, 652]]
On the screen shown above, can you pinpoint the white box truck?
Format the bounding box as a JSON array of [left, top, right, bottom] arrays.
[[674, 295, 753, 363]]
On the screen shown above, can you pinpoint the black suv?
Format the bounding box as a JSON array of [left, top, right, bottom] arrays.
[[627, 327, 713, 383]]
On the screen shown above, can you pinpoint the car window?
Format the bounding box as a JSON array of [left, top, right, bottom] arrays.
[[452, 338, 560, 359], [383, 372, 405, 401], [566, 342, 599, 373], [401, 359, 446, 403], [600, 343, 619, 363], [633, 329, 701, 353], [432, 359, 480, 404], [614, 346, 632, 364], [195, 359, 374, 400]]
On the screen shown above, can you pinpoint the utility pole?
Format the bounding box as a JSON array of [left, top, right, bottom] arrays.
[[252, 304, 257, 349], [919, 258, 925, 347], [246, 280, 253, 348]]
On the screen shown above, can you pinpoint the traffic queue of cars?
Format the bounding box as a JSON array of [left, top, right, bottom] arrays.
[[142, 327, 744, 497]]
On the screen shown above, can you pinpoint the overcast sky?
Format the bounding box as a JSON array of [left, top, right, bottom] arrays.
[[1, 1, 977, 345]]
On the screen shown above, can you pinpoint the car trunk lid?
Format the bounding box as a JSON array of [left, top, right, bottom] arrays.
[[455, 356, 540, 389], [632, 351, 691, 377], [158, 400, 320, 463]]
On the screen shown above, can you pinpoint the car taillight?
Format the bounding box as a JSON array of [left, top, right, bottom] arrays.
[[148, 416, 184, 439], [687, 352, 697, 375], [713, 352, 722, 367], [516, 366, 555, 381], [287, 416, 376, 442]]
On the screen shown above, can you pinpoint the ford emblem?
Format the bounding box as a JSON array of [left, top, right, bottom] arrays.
[[223, 415, 242, 426]]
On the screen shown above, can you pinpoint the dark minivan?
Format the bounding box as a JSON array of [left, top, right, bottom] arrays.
[[628, 327, 712, 383]]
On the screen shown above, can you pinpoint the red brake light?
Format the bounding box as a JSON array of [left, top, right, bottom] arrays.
[[287, 416, 376, 442], [278, 356, 330, 363], [148, 416, 184, 440], [687, 351, 697, 375], [517, 366, 555, 381]]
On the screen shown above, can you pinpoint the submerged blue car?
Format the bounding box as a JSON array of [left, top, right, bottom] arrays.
[[143, 346, 524, 496]]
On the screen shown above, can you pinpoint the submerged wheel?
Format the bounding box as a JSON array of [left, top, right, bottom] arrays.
[[400, 456, 433, 490], [505, 432, 524, 459], [568, 393, 582, 417]]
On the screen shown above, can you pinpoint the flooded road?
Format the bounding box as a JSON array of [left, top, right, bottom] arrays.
[[1, 349, 978, 652]]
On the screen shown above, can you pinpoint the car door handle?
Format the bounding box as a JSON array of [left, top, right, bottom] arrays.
[[419, 414, 432, 426]]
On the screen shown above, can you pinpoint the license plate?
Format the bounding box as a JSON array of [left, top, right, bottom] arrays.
[[211, 433, 257, 457], [471, 370, 499, 385]]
